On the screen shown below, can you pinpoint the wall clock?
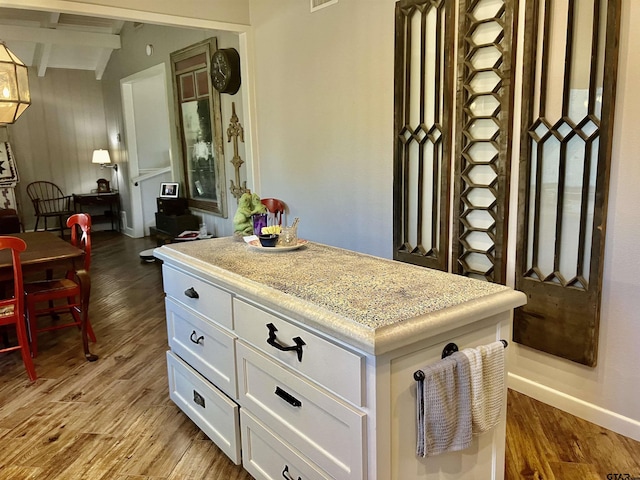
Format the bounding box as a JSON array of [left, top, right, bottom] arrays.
[[211, 48, 241, 95]]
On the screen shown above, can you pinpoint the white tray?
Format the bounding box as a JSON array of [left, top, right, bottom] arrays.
[[247, 239, 308, 252]]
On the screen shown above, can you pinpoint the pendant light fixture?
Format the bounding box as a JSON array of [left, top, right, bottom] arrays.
[[0, 41, 31, 125]]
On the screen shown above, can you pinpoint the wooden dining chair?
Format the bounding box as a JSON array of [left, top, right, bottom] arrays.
[[260, 198, 286, 225], [0, 236, 37, 381], [26, 181, 75, 238], [24, 213, 96, 357]]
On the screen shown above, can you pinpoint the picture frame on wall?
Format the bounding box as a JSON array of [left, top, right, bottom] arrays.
[[160, 182, 179, 198]]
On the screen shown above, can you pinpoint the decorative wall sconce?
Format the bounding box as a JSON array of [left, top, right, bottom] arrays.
[[227, 102, 250, 200], [0, 41, 31, 125], [92, 149, 118, 172]]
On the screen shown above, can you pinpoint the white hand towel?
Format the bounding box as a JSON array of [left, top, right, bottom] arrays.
[[416, 352, 472, 457], [461, 341, 505, 433]]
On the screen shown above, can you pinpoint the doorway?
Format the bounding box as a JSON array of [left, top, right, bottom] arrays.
[[121, 63, 173, 238]]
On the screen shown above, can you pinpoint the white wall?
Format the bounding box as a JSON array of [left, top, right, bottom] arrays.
[[4, 68, 110, 230], [250, 0, 394, 258], [248, 0, 640, 441]]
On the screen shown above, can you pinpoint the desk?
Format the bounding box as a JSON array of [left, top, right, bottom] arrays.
[[0, 232, 97, 361], [73, 192, 120, 231]]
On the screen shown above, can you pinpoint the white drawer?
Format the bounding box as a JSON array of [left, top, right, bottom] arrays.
[[162, 265, 233, 330], [165, 297, 237, 398], [237, 341, 366, 480], [240, 410, 331, 480], [166, 351, 241, 464], [234, 299, 365, 406]]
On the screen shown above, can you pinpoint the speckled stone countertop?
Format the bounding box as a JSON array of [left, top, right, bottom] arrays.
[[155, 237, 526, 355]]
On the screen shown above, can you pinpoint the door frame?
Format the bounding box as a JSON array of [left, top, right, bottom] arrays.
[[121, 63, 172, 238]]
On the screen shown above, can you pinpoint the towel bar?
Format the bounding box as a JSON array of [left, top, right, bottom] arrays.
[[413, 339, 508, 381]]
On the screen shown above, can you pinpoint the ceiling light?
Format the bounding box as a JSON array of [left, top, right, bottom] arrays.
[[0, 41, 31, 125]]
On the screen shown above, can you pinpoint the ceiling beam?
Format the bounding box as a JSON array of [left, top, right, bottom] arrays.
[[94, 48, 111, 80], [35, 42, 52, 77], [48, 12, 60, 25], [0, 24, 120, 49]]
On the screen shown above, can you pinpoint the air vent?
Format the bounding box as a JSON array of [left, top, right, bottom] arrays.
[[310, 0, 338, 13]]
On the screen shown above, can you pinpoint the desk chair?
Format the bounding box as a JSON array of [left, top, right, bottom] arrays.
[[261, 198, 286, 226], [0, 236, 37, 381], [24, 213, 96, 357], [26, 181, 75, 238]]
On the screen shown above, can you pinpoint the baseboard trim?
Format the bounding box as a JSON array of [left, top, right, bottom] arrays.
[[508, 373, 640, 442]]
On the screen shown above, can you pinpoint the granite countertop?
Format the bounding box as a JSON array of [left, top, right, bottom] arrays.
[[155, 237, 526, 355]]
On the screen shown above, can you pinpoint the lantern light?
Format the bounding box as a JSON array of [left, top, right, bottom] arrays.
[[0, 41, 31, 125]]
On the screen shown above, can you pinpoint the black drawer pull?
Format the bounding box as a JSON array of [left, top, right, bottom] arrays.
[[193, 390, 205, 408], [184, 287, 199, 299], [190, 330, 204, 345], [282, 465, 302, 480], [266, 323, 306, 362], [275, 386, 302, 408]]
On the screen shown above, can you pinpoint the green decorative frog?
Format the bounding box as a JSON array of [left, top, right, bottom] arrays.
[[233, 192, 266, 235]]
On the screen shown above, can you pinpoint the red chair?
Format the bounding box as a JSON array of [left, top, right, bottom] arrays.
[[24, 213, 96, 357], [0, 236, 37, 381], [261, 198, 286, 225]]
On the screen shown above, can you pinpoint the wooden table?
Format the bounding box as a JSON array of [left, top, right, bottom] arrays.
[[0, 232, 97, 361], [73, 192, 121, 231]]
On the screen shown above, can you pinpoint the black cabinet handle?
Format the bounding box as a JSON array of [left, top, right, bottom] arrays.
[[193, 390, 205, 408], [282, 465, 302, 480], [190, 330, 204, 345], [275, 386, 302, 408], [184, 287, 199, 299], [266, 323, 306, 362]]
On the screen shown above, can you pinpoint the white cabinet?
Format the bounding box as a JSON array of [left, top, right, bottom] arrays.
[[156, 238, 526, 480], [165, 297, 237, 398], [237, 341, 366, 479], [234, 299, 365, 406], [161, 263, 233, 330], [166, 351, 241, 464], [240, 410, 332, 480]]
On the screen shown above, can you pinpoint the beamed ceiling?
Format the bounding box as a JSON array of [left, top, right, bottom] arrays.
[[0, 7, 124, 80]]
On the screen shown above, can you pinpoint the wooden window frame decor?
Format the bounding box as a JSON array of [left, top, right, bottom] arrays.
[[170, 38, 227, 218], [452, 0, 517, 284], [393, 0, 455, 271], [514, 0, 621, 366]]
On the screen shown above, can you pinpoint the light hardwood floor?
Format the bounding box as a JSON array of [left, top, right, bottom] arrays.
[[0, 232, 639, 479]]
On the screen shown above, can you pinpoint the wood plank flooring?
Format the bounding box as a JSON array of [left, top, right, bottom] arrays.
[[0, 232, 251, 480], [0, 232, 639, 479], [506, 390, 640, 480]]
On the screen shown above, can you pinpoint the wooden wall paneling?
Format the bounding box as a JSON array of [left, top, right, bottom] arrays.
[[9, 68, 109, 231], [393, 0, 454, 271], [514, 0, 621, 366], [452, 0, 517, 284]]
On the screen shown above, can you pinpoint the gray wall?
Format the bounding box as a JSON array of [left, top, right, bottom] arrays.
[[100, 22, 244, 236], [4, 68, 109, 231]]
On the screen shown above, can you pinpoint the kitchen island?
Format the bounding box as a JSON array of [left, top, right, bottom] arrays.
[[155, 237, 526, 480]]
